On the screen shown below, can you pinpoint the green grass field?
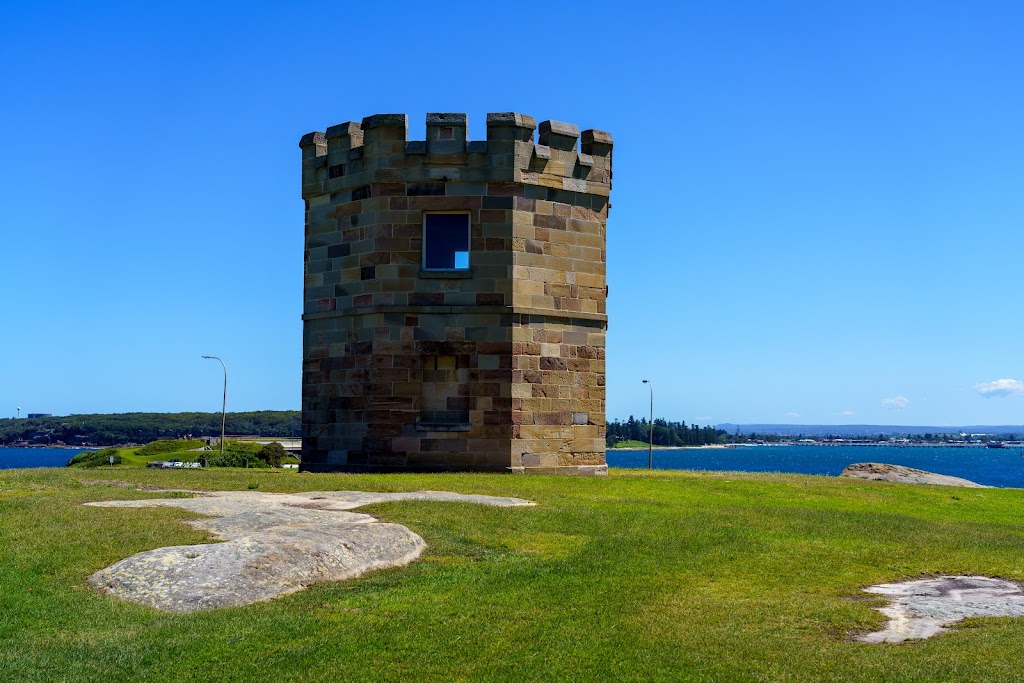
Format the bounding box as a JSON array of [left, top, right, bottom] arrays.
[[2, 466, 1023, 682]]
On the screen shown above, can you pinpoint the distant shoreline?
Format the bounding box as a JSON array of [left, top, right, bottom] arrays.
[[610, 442, 1019, 450]]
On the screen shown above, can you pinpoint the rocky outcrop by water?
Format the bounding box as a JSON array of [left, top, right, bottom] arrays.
[[85, 490, 534, 612], [840, 462, 989, 488]]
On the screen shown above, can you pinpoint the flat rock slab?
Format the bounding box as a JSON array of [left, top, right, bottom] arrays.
[[840, 462, 989, 488], [859, 576, 1024, 642], [85, 490, 533, 612]]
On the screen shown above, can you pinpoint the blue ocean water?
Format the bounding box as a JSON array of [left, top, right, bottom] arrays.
[[607, 445, 1024, 488], [4, 445, 1024, 488], [0, 447, 87, 470]]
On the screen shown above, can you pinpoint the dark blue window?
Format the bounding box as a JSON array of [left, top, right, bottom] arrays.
[[423, 213, 470, 270]]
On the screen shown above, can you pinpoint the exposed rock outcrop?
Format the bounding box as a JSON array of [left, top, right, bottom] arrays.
[[840, 462, 989, 488], [85, 490, 533, 612], [859, 576, 1024, 642]]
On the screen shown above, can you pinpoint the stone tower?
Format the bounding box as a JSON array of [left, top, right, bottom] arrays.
[[299, 113, 612, 474]]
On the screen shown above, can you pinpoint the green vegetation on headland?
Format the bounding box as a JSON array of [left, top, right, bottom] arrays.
[[2, 466, 1024, 681], [607, 417, 729, 447], [66, 447, 122, 468], [134, 439, 209, 456], [0, 410, 300, 447], [66, 439, 297, 469]]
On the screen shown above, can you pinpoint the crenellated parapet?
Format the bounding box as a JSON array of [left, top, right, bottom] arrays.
[[299, 113, 612, 202]]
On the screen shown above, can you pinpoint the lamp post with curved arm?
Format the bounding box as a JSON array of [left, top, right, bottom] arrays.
[[642, 379, 653, 469], [202, 355, 227, 464]]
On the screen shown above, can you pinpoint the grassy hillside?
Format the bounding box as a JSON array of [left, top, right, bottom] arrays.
[[0, 410, 300, 447], [609, 439, 652, 448], [2, 467, 1023, 681], [66, 439, 298, 469]]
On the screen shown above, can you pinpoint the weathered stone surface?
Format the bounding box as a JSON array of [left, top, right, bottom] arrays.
[[840, 462, 989, 488], [86, 490, 533, 612], [859, 576, 1024, 642]]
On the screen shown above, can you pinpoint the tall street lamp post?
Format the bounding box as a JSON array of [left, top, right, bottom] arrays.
[[642, 379, 653, 469], [202, 355, 227, 464]]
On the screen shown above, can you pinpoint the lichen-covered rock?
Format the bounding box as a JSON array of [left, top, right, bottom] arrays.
[[840, 462, 989, 488], [85, 490, 533, 612]]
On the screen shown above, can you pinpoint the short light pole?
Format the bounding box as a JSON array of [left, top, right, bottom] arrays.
[[642, 379, 653, 469], [202, 355, 227, 465]]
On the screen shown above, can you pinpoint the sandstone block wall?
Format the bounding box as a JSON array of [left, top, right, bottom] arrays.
[[299, 113, 611, 474]]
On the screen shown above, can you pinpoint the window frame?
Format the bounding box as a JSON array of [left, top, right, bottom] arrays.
[[421, 211, 472, 272]]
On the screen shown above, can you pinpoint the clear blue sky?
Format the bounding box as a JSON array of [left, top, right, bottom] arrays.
[[3, 1, 1023, 426]]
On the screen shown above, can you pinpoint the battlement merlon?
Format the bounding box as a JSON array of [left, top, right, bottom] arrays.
[[298, 113, 612, 199]]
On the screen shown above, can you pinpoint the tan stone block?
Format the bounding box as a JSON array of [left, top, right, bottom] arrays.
[[512, 383, 532, 399], [520, 451, 559, 468], [513, 225, 536, 240], [518, 398, 546, 413], [540, 342, 560, 357], [512, 210, 535, 225], [530, 295, 555, 309]]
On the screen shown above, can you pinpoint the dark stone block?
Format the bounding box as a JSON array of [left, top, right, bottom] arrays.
[[535, 214, 565, 230], [476, 293, 504, 306], [427, 113, 467, 125], [539, 357, 568, 371], [406, 183, 445, 196], [409, 292, 444, 306], [362, 113, 407, 129], [482, 196, 514, 210], [523, 185, 547, 200], [327, 244, 350, 259]]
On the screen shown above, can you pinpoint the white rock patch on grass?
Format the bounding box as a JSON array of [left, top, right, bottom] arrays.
[[85, 490, 533, 612], [859, 575, 1024, 643]]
